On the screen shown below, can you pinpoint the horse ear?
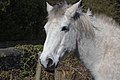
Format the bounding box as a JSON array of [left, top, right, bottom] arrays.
[[65, 0, 82, 17], [64, 0, 68, 5], [86, 8, 92, 16], [46, 2, 53, 13]]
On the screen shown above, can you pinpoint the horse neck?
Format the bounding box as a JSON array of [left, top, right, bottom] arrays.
[[74, 14, 107, 70], [77, 37, 102, 69]]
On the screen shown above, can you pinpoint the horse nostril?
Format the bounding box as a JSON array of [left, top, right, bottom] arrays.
[[47, 58, 53, 67]]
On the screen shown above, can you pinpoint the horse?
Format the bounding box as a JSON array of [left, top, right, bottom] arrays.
[[39, 0, 120, 80]]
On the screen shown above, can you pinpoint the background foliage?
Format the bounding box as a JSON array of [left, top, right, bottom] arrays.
[[0, 0, 120, 44], [0, 0, 46, 43]]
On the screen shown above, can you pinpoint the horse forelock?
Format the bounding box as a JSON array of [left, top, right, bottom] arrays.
[[48, 2, 70, 20]]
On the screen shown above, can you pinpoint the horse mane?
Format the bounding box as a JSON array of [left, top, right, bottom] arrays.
[[94, 14, 120, 28], [73, 11, 95, 39]]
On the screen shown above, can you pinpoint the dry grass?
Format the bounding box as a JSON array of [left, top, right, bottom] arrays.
[[0, 45, 92, 80]]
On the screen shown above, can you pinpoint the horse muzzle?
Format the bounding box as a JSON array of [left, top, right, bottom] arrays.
[[40, 58, 58, 73]]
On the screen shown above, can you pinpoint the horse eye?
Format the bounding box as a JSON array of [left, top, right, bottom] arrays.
[[61, 26, 69, 31]]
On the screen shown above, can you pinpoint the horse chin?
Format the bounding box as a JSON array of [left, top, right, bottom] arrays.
[[43, 63, 58, 73]]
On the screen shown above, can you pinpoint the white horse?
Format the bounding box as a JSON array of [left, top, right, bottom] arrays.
[[40, 0, 120, 80]]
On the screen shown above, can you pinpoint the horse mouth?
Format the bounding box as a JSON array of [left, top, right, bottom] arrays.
[[44, 68, 55, 73], [42, 63, 58, 73]]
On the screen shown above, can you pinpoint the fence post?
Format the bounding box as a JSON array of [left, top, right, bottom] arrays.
[[35, 56, 42, 80], [55, 69, 61, 80]]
